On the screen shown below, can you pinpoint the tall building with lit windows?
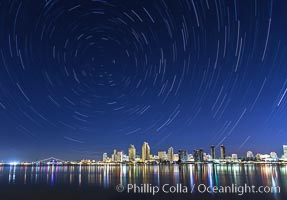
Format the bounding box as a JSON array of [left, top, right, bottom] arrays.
[[158, 151, 167, 162], [210, 145, 215, 159], [220, 145, 226, 159], [167, 147, 174, 162], [193, 149, 204, 162], [103, 153, 108, 162], [112, 149, 117, 162], [128, 144, 136, 161], [247, 151, 254, 158], [117, 151, 123, 162], [142, 142, 150, 161], [178, 150, 188, 162]]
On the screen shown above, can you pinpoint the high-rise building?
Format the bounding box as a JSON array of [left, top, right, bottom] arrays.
[[220, 145, 226, 159], [247, 151, 254, 158], [112, 149, 117, 162], [193, 149, 204, 162], [128, 144, 136, 161], [142, 142, 150, 161], [173, 154, 179, 162], [103, 153, 108, 162], [283, 145, 287, 158], [210, 145, 215, 159], [178, 150, 188, 162], [117, 151, 123, 162], [158, 151, 167, 162], [167, 147, 174, 162]]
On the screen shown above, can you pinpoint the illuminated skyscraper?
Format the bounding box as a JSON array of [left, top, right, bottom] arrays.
[[112, 149, 117, 162], [117, 151, 123, 162], [178, 150, 188, 163], [158, 151, 167, 162], [103, 153, 108, 162], [247, 151, 254, 158], [193, 149, 204, 162], [128, 144, 136, 161], [167, 147, 174, 162], [220, 145, 226, 159], [142, 142, 150, 161], [210, 145, 215, 159], [173, 154, 179, 161]]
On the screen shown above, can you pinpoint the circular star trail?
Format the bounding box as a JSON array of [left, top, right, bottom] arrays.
[[0, 0, 287, 160]]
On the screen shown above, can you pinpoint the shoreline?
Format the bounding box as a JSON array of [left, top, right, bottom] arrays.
[[1, 161, 287, 167]]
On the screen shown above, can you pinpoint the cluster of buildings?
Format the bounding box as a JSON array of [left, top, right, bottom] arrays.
[[2, 143, 287, 166], [102, 142, 287, 164]]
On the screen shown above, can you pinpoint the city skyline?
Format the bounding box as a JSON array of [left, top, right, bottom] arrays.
[[102, 142, 287, 162], [1, 0, 287, 162], [2, 141, 287, 163]]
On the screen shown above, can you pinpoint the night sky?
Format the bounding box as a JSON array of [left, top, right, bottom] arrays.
[[0, 0, 287, 161]]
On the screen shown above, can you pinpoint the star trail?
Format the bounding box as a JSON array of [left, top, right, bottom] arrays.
[[0, 0, 287, 161]]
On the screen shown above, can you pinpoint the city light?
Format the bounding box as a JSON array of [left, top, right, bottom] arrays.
[[9, 161, 19, 166]]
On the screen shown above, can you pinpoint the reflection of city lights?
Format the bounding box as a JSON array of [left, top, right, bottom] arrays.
[[9, 161, 19, 166], [208, 164, 213, 187], [189, 165, 194, 186]]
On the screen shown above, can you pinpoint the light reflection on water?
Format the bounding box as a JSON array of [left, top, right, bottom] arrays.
[[0, 164, 286, 198]]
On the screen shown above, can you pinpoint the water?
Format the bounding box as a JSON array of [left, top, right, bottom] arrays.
[[0, 164, 286, 200]]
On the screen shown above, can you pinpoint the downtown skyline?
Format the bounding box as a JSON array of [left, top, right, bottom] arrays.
[[1, 0, 287, 162], [1, 142, 287, 163], [102, 142, 287, 163]]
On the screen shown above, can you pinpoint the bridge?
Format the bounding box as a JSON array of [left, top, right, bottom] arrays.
[[33, 157, 66, 165]]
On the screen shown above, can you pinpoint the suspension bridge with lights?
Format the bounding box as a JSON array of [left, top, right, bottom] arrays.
[[32, 157, 67, 165]]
